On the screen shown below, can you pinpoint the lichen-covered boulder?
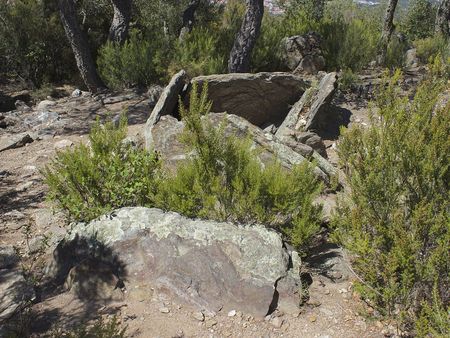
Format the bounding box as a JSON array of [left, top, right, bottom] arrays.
[[47, 207, 302, 317]]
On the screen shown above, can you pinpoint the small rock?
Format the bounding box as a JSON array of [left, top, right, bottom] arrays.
[[309, 315, 317, 322], [324, 289, 330, 295], [227, 310, 236, 317], [0, 133, 33, 152], [159, 307, 170, 314], [28, 235, 47, 254], [54, 139, 74, 150], [192, 311, 204, 322], [15, 181, 34, 192], [206, 319, 218, 328], [270, 316, 284, 328], [36, 100, 56, 111], [71, 89, 82, 97], [15, 100, 31, 112], [0, 246, 19, 269]]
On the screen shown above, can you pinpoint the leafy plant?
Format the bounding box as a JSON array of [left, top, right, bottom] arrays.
[[168, 27, 227, 77], [414, 34, 450, 65], [156, 82, 323, 249], [97, 30, 164, 89], [400, 0, 436, 40], [332, 70, 450, 333], [43, 115, 161, 222]]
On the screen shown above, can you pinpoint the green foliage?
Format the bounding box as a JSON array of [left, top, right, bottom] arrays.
[[97, 30, 164, 89], [0, 0, 77, 86], [54, 316, 126, 338], [43, 115, 161, 222], [400, 0, 436, 40], [338, 68, 358, 91], [385, 35, 409, 69], [414, 34, 450, 64], [168, 27, 227, 77], [332, 70, 450, 332], [156, 83, 323, 249]]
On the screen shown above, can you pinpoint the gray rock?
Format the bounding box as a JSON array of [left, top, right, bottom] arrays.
[[103, 93, 139, 105], [276, 72, 337, 137], [28, 235, 47, 255], [54, 139, 74, 150], [14, 100, 31, 112], [71, 89, 82, 97], [281, 33, 325, 74], [405, 48, 418, 68], [24, 111, 60, 128], [295, 131, 327, 158], [145, 113, 331, 184], [294, 54, 326, 75], [147, 85, 164, 104], [48, 207, 303, 317], [0, 246, 19, 269], [36, 99, 56, 111], [190, 72, 308, 127], [0, 267, 35, 322], [305, 72, 338, 131], [0, 133, 33, 152], [145, 70, 188, 150]]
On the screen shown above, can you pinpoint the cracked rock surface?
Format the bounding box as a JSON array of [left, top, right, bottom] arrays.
[[47, 207, 302, 318]]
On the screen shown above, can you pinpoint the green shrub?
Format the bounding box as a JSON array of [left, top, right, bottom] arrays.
[[168, 27, 227, 77], [0, 0, 77, 86], [400, 0, 436, 40], [338, 68, 358, 91], [332, 71, 449, 333], [414, 34, 450, 64], [156, 83, 323, 250], [43, 116, 161, 222], [385, 35, 409, 69], [52, 316, 126, 338], [97, 30, 164, 89]]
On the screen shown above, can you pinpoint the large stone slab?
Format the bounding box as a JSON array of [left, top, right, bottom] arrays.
[[190, 72, 308, 127], [145, 70, 188, 150], [47, 207, 302, 317], [276, 72, 337, 137], [145, 113, 331, 184]]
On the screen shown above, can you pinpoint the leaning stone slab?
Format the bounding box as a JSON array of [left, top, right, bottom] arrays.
[[276, 72, 337, 137], [47, 207, 302, 318], [144, 70, 187, 150]]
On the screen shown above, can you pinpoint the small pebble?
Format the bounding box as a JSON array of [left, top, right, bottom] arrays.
[[227, 309, 236, 317], [159, 307, 170, 314], [192, 311, 204, 322]]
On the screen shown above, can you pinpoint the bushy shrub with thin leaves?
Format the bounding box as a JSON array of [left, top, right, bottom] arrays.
[[97, 30, 163, 89], [400, 0, 436, 40], [168, 27, 227, 77], [156, 83, 323, 250], [332, 70, 449, 334], [414, 34, 450, 65], [43, 116, 161, 222]]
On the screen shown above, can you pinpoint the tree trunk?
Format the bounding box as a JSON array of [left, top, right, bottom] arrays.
[[179, 0, 200, 41], [436, 0, 450, 37], [228, 0, 264, 73], [109, 0, 132, 44], [58, 0, 105, 92], [379, 0, 398, 65]]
